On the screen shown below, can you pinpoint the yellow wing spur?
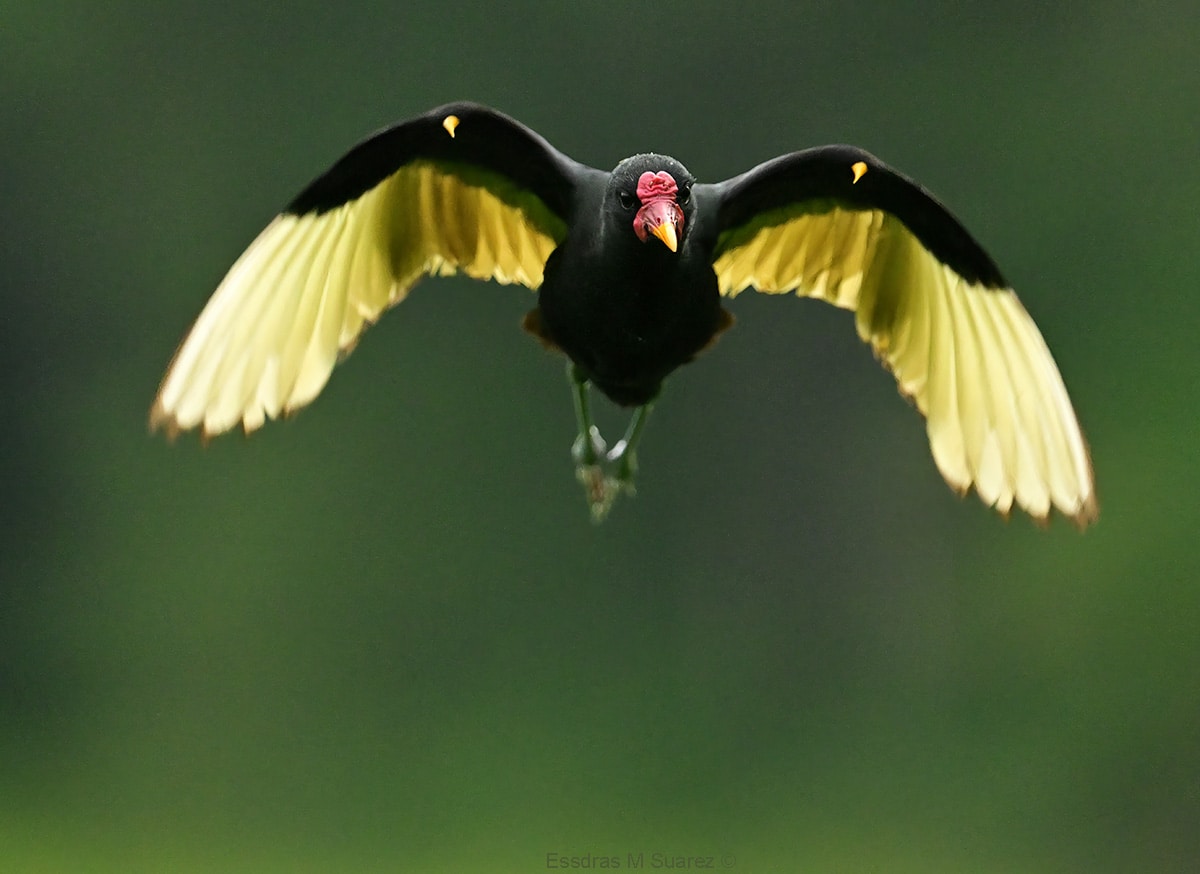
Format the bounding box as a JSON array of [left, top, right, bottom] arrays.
[[150, 103, 579, 438], [707, 147, 1097, 527]]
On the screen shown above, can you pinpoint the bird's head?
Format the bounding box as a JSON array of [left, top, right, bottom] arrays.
[[609, 155, 694, 254]]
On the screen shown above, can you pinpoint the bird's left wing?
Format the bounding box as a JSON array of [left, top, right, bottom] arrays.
[[151, 103, 584, 438], [705, 147, 1096, 526]]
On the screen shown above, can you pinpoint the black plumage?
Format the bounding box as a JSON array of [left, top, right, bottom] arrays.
[[152, 103, 1096, 525]]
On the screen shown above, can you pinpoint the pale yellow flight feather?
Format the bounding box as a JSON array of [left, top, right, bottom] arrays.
[[713, 208, 1097, 526], [150, 162, 558, 438]]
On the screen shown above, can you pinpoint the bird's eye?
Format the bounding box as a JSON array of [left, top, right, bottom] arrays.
[[679, 185, 691, 204], [618, 191, 637, 210]]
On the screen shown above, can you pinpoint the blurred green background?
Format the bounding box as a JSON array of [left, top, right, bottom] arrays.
[[4, 2, 1198, 871]]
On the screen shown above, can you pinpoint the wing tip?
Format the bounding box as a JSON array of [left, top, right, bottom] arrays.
[[935, 457, 1099, 531], [1028, 494, 1099, 531], [981, 483, 1100, 531], [1066, 491, 1101, 532], [147, 398, 181, 443], [148, 397, 276, 444]]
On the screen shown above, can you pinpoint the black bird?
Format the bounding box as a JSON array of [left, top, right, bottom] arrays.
[[151, 102, 1096, 525]]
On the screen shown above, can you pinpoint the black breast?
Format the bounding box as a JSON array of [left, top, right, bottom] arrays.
[[536, 235, 724, 407]]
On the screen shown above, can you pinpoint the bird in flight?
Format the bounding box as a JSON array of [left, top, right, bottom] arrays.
[[150, 102, 1096, 526]]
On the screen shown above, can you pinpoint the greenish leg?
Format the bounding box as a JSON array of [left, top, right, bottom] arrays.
[[564, 363, 656, 521], [567, 363, 613, 520], [568, 363, 606, 466], [606, 403, 653, 493]]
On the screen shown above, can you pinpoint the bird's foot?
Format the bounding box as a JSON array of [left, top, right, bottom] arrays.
[[576, 462, 619, 523], [572, 431, 644, 522], [570, 425, 643, 522]]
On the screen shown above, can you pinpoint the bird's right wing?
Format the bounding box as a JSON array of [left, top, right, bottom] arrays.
[[151, 103, 587, 438]]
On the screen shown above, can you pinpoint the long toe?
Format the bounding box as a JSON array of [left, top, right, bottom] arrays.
[[576, 464, 617, 522]]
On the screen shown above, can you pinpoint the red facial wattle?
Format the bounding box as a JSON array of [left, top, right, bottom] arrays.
[[633, 171, 684, 252]]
